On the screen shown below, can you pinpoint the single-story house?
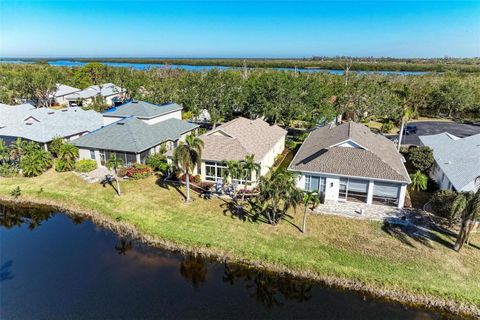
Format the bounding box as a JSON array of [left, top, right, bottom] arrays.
[[0, 103, 103, 149], [50, 84, 81, 106], [64, 83, 126, 107], [288, 122, 410, 208], [194, 117, 287, 186], [74, 100, 198, 166], [419, 132, 480, 192]]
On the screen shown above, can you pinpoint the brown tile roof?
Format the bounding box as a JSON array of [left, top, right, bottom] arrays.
[[288, 122, 410, 183], [200, 117, 287, 162]]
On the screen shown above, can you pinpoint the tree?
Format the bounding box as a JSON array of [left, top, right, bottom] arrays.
[[223, 159, 241, 198], [9, 138, 27, 161], [409, 171, 428, 191], [48, 136, 64, 157], [408, 146, 435, 172], [56, 143, 79, 171], [302, 191, 321, 233], [394, 83, 415, 151], [255, 170, 300, 225], [13, 65, 62, 107], [241, 154, 260, 201], [451, 189, 480, 251], [106, 154, 124, 196], [173, 135, 204, 202]]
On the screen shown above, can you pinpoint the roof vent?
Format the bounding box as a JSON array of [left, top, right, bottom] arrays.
[[62, 109, 68, 112], [25, 123, 33, 125], [132, 101, 138, 104], [48, 111, 54, 115], [117, 122, 125, 125]]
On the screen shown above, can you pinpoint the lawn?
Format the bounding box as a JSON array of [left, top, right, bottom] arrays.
[[1, 170, 479, 312]]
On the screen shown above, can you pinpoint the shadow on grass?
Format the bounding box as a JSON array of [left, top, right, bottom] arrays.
[[382, 218, 455, 249], [155, 177, 187, 200]]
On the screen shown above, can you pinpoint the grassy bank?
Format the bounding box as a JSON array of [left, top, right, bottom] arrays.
[[1, 171, 479, 315]]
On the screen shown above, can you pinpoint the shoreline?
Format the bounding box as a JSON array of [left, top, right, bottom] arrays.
[[1, 195, 478, 318]]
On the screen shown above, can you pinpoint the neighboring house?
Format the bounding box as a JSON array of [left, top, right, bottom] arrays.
[[288, 122, 410, 208], [0, 103, 103, 149], [102, 100, 182, 126], [50, 84, 81, 106], [419, 132, 480, 192], [74, 100, 198, 166], [64, 83, 126, 107], [195, 117, 287, 186]]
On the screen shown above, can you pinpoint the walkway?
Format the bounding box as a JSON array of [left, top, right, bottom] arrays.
[[314, 201, 406, 221]]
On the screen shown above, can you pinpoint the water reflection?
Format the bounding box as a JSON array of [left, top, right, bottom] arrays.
[[180, 255, 208, 287], [0, 260, 14, 282], [223, 263, 312, 308], [0, 203, 53, 230], [114, 239, 133, 255]]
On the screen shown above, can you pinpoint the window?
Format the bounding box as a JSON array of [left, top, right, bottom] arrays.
[[90, 150, 95, 160], [140, 150, 150, 164], [205, 161, 227, 182], [372, 181, 400, 206], [233, 169, 253, 185], [126, 153, 136, 164], [338, 178, 369, 203], [305, 175, 326, 193]]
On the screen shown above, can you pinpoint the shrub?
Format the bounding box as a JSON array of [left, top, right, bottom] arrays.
[[285, 139, 297, 151], [146, 153, 170, 173], [380, 122, 394, 133], [117, 166, 129, 178], [409, 171, 428, 191], [10, 186, 21, 198], [125, 163, 153, 180], [55, 159, 75, 172], [75, 159, 97, 172], [408, 146, 435, 172], [179, 173, 201, 183], [20, 150, 52, 177], [430, 190, 459, 223], [49, 136, 64, 157], [0, 163, 18, 177]]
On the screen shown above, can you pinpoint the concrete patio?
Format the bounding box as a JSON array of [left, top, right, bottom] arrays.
[[314, 200, 407, 221]]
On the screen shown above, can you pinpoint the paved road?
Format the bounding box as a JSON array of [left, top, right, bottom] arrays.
[[387, 121, 480, 146]]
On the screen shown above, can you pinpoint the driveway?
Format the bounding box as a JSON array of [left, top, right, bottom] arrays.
[[387, 121, 480, 146]]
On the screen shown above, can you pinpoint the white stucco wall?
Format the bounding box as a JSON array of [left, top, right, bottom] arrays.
[[143, 110, 182, 125]]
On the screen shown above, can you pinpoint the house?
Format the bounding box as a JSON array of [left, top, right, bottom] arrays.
[[73, 100, 198, 166], [0, 103, 103, 149], [419, 132, 480, 192], [50, 84, 81, 106], [288, 122, 410, 208], [195, 117, 287, 186], [64, 83, 126, 107]]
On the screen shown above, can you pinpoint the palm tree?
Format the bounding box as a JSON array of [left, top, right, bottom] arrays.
[[451, 190, 480, 251], [9, 138, 26, 161], [0, 139, 10, 163], [106, 154, 124, 196], [223, 160, 240, 198], [173, 134, 204, 202], [241, 154, 261, 201], [58, 143, 79, 171], [20, 150, 52, 177], [409, 171, 428, 191], [302, 191, 321, 233], [395, 84, 415, 151]]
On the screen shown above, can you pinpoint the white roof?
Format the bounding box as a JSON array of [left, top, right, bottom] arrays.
[[419, 132, 480, 192], [0, 104, 103, 143], [50, 84, 81, 98], [65, 83, 125, 100]]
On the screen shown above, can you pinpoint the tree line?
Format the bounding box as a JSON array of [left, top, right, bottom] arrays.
[[0, 63, 479, 127]]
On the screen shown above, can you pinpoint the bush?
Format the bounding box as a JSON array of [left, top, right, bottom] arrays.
[[75, 159, 97, 172], [55, 159, 75, 172], [0, 163, 18, 177], [285, 139, 297, 150], [430, 190, 459, 223], [20, 150, 52, 177], [179, 173, 201, 183], [408, 146, 435, 172], [125, 163, 153, 179], [380, 122, 394, 133], [145, 153, 170, 173], [49, 136, 64, 157], [10, 186, 21, 198]]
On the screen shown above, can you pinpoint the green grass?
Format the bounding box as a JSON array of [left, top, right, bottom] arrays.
[[1, 170, 479, 309]]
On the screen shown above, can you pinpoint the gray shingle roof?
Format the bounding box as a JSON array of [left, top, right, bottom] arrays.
[[200, 117, 287, 161], [103, 101, 182, 119], [0, 104, 103, 143], [419, 132, 480, 191], [51, 84, 81, 98], [288, 122, 410, 183], [65, 83, 125, 100], [73, 117, 198, 153]]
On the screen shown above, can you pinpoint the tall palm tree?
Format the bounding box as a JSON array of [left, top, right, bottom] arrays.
[[223, 159, 240, 198], [241, 154, 261, 201], [394, 84, 415, 151], [451, 189, 480, 251], [173, 134, 204, 202], [106, 154, 124, 196], [302, 191, 321, 233]]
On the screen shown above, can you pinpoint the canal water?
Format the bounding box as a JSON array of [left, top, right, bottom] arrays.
[[0, 60, 427, 75], [0, 203, 450, 319]]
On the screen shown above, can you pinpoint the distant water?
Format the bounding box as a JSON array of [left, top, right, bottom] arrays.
[[0, 59, 428, 75]]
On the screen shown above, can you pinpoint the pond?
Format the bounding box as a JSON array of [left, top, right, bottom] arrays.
[[0, 60, 428, 75], [0, 202, 451, 319]]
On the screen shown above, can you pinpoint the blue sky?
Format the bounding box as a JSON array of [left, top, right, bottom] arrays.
[[0, 1, 479, 58]]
